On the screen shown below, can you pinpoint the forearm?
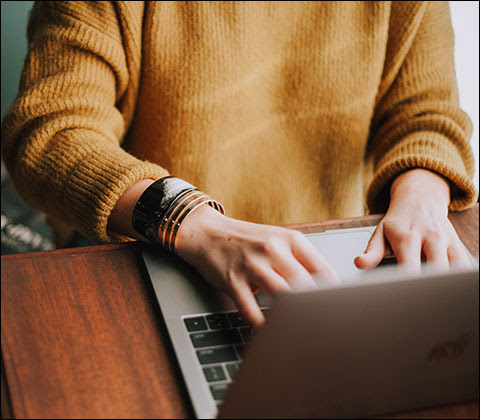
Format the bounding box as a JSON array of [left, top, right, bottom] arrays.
[[108, 179, 156, 241], [108, 178, 223, 245], [366, 2, 477, 213]]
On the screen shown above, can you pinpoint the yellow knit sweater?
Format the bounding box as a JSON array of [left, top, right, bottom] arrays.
[[1, 1, 477, 244]]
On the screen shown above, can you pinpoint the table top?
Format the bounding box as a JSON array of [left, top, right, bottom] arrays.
[[2, 205, 478, 419]]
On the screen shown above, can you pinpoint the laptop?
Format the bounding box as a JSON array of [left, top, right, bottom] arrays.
[[218, 265, 479, 419], [141, 226, 479, 419]]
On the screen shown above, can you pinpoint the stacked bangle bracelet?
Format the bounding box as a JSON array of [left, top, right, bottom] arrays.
[[132, 176, 225, 253]]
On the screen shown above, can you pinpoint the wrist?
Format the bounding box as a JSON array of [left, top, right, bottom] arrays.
[[109, 179, 156, 241], [390, 169, 450, 209], [131, 176, 224, 252], [175, 203, 226, 260]]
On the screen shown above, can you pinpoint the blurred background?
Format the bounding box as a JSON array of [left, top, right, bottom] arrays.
[[1, 1, 54, 255], [1, 1, 479, 255]]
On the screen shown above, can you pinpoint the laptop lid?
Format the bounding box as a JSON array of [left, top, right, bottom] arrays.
[[218, 266, 480, 419]]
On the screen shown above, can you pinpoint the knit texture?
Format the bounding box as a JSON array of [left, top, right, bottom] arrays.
[[1, 1, 477, 243]]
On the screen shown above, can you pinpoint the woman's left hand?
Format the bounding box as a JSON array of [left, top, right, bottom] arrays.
[[354, 168, 471, 272]]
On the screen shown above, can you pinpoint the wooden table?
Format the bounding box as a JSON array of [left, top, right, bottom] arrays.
[[2, 205, 479, 419]]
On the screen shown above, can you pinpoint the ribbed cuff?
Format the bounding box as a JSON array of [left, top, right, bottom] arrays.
[[367, 132, 478, 213], [63, 141, 168, 244]]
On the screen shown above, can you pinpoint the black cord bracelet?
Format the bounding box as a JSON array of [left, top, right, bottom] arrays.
[[132, 177, 196, 244], [132, 176, 224, 250]]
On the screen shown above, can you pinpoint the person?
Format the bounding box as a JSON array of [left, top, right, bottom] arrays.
[[1, 1, 477, 327]]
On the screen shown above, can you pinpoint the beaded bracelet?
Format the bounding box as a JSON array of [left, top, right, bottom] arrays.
[[132, 176, 224, 253]]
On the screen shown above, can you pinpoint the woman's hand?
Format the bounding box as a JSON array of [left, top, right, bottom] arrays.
[[355, 168, 470, 271], [176, 204, 339, 327], [108, 178, 338, 327]]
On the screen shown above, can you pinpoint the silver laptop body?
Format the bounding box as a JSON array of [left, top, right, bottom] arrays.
[[142, 226, 478, 418], [219, 266, 479, 419]]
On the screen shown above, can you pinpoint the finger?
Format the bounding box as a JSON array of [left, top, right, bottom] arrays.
[[389, 231, 422, 272], [273, 254, 320, 291], [251, 263, 292, 295], [290, 234, 340, 284], [422, 238, 449, 270], [447, 243, 472, 268], [354, 223, 386, 269], [230, 280, 265, 327], [444, 221, 472, 268]]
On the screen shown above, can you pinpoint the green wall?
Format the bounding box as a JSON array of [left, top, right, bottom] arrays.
[[1, 1, 34, 118]]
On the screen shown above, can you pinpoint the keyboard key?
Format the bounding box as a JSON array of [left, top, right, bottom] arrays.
[[235, 344, 246, 359], [203, 365, 226, 382], [228, 312, 248, 327], [206, 314, 229, 329], [197, 346, 239, 364], [210, 383, 229, 401], [379, 257, 397, 266], [184, 316, 208, 332], [190, 329, 242, 348], [226, 363, 239, 380], [239, 326, 254, 342]]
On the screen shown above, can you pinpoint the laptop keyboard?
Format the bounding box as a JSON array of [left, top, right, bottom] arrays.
[[181, 260, 399, 408], [183, 309, 270, 405]]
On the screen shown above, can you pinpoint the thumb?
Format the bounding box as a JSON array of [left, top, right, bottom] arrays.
[[354, 223, 386, 269]]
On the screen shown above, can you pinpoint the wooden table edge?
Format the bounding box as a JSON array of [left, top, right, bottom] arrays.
[[2, 204, 477, 261]]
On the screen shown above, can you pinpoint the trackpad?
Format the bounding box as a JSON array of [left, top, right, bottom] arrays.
[[306, 229, 373, 282], [256, 228, 375, 307]]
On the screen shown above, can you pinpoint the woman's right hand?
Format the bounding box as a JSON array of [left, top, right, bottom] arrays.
[[175, 204, 339, 327]]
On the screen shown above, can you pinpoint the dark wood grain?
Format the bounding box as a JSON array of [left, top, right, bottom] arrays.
[[1, 205, 478, 419], [449, 204, 479, 259], [375, 400, 479, 419], [1, 243, 194, 419], [1, 357, 14, 419]]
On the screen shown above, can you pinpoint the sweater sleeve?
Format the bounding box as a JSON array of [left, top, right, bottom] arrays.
[[365, 1, 478, 214], [0, 1, 168, 244]]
